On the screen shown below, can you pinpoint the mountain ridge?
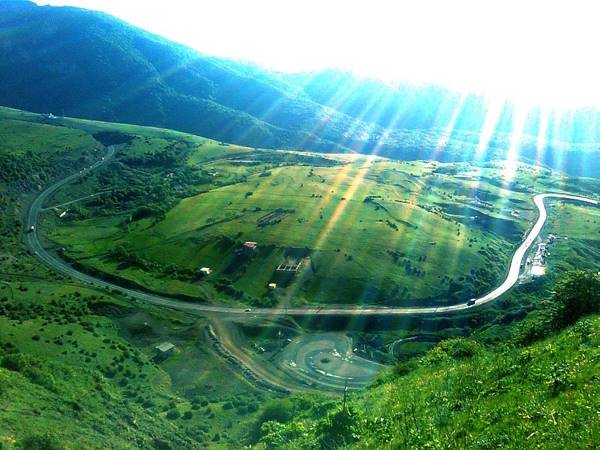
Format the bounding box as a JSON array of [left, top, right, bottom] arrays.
[[2, 1, 600, 177]]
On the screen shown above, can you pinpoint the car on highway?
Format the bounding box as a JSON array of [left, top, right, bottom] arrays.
[[244, 308, 252, 312], [467, 298, 476, 306]]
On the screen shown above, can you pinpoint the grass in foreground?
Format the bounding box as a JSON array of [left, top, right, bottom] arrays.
[[252, 272, 600, 448]]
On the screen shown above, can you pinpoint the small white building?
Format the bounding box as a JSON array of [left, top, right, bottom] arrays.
[[200, 267, 212, 275], [268, 283, 277, 289], [531, 265, 545, 277], [155, 342, 175, 356]]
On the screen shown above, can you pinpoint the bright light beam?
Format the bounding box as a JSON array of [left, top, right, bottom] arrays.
[[33, 0, 600, 110]]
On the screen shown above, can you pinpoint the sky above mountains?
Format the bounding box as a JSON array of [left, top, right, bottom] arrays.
[[33, 0, 600, 109]]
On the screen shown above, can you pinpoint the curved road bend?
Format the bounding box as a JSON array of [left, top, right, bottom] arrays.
[[25, 147, 599, 317]]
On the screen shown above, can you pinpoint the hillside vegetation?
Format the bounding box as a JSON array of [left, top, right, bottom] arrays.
[[252, 273, 600, 448], [1, 107, 600, 448], [2, 1, 600, 176], [39, 110, 600, 308], [0, 107, 284, 448], [1, 105, 597, 311]]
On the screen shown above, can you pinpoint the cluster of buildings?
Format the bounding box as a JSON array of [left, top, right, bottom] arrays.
[[531, 234, 556, 277]]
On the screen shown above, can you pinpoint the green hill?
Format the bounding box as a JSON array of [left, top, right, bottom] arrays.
[[0, 0, 367, 153], [1, 106, 600, 448], [251, 273, 600, 448], [3, 2, 600, 176]]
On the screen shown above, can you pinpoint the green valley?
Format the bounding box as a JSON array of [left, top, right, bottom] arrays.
[[38, 113, 600, 310], [1, 106, 600, 449], [3, 1, 600, 448]]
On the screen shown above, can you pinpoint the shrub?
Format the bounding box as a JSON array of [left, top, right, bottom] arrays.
[[258, 399, 294, 424], [251, 399, 295, 442], [394, 358, 420, 377], [261, 421, 309, 448], [549, 271, 600, 328], [19, 432, 62, 450], [423, 338, 482, 365], [316, 407, 360, 449], [24, 367, 57, 392], [166, 409, 180, 420], [1, 353, 30, 372], [512, 312, 553, 346]]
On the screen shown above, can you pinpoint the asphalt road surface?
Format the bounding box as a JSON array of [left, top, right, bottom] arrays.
[[25, 147, 599, 317]]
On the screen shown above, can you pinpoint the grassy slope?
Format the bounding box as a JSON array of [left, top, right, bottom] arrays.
[[0, 107, 279, 448], [545, 202, 600, 273], [0, 279, 276, 448], [262, 314, 600, 449], [48, 143, 600, 308], [358, 319, 600, 448]]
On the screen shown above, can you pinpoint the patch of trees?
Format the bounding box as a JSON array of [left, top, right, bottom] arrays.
[[363, 195, 382, 203], [107, 245, 205, 281], [256, 208, 293, 227], [233, 151, 340, 168], [214, 278, 244, 299], [121, 148, 179, 168], [386, 220, 398, 231], [402, 259, 424, 277], [513, 270, 600, 345], [432, 166, 460, 175], [130, 206, 165, 222], [92, 131, 134, 146], [88, 162, 208, 217], [0, 290, 93, 324], [387, 250, 406, 262]]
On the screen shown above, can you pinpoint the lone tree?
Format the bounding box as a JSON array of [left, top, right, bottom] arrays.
[[550, 270, 600, 328]]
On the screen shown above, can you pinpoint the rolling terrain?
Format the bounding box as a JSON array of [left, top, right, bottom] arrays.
[[1, 1, 600, 447], [2, 1, 600, 177], [1, 106, 600, 448], [37, 113, 599, 309]]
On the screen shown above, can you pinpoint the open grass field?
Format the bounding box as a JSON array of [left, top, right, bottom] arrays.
[[44, 135, 600, 308]]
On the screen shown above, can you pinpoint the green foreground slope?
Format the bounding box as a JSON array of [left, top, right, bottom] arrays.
[[257, 310, 600, 449]]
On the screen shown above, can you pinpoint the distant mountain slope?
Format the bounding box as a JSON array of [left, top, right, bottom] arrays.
[[2, 0, 600, 177], [0, 0, 375, 152]]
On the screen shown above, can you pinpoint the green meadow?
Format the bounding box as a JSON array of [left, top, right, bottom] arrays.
[[45, 134, 600, 308]]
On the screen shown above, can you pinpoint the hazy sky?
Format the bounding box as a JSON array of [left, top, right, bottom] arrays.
[[33, 0, 600, 107]]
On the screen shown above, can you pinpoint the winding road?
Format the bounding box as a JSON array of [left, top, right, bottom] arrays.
[[25, 146, 599, 317]]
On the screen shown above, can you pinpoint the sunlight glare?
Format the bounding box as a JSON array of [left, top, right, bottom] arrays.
[[34, 0, 600, 109]]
